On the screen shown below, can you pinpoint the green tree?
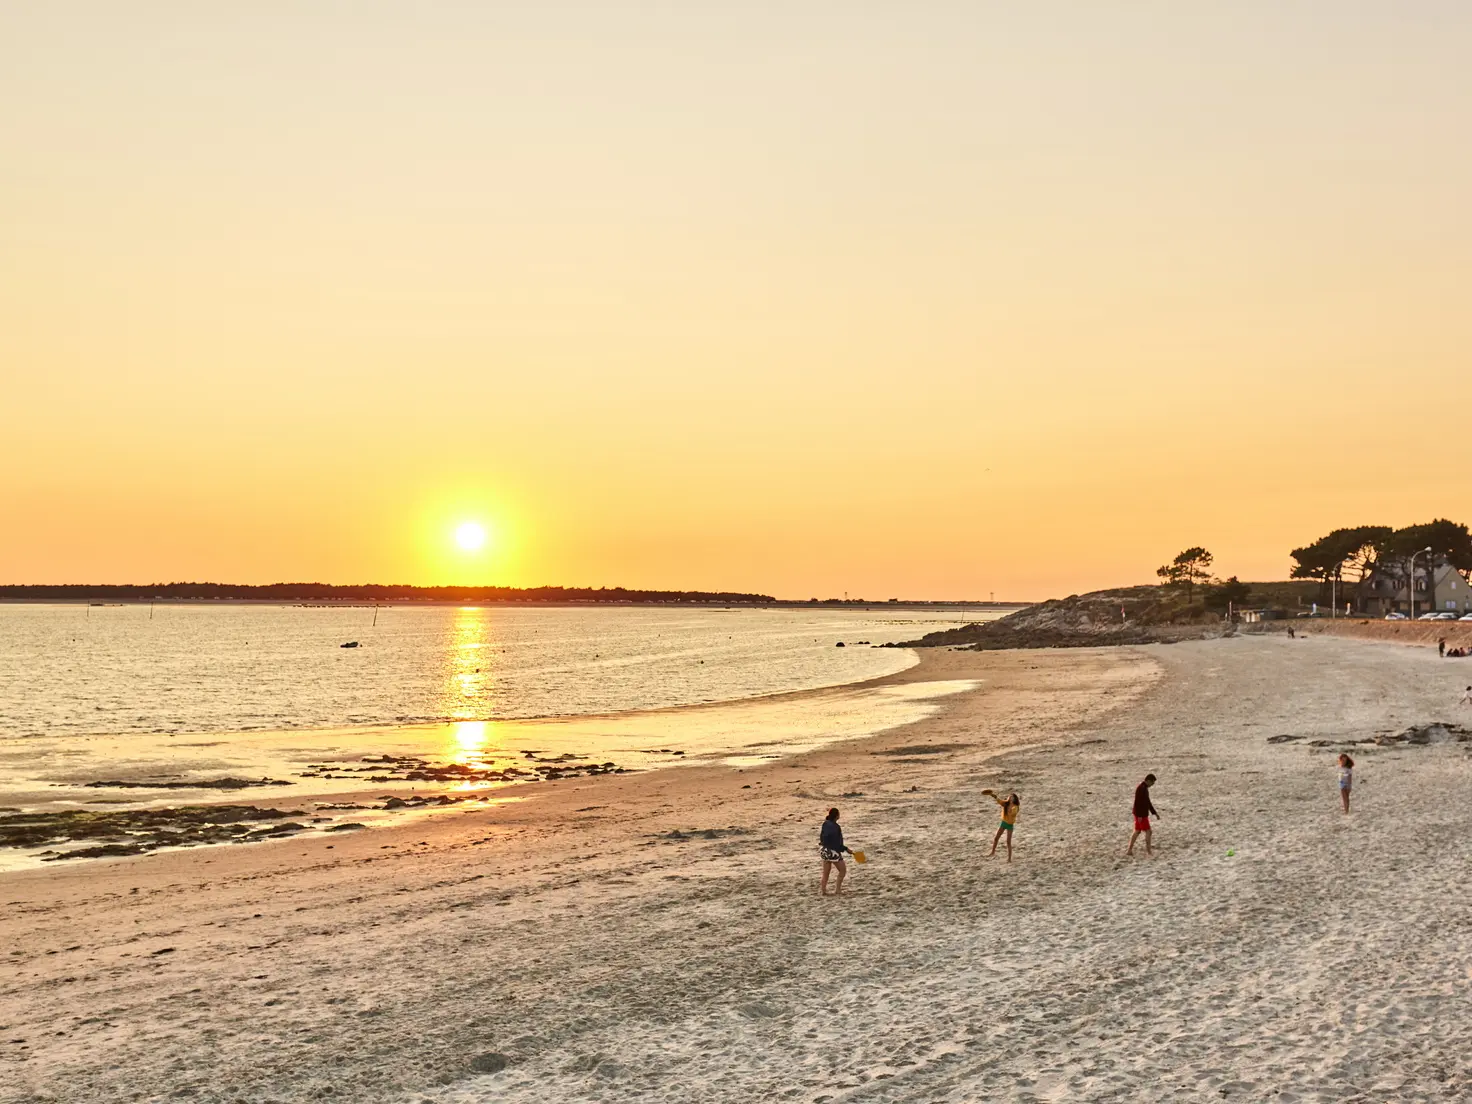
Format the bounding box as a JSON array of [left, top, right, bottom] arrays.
[[1383, 519, 1472, 609], [1290, 525, 1394, 601], [1156, 547, 1214, 604], [1203, 576, 1252, 613], [1387, 519, 1472, 573]]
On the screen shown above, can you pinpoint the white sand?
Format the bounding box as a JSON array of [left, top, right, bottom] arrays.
[[3, 636, 1471, 1103]]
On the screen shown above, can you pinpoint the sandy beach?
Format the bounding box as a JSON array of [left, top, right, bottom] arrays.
[[4, 635, 1471, 1104]]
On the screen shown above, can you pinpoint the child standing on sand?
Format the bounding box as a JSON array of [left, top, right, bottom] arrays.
[[818, 807, 852, 896], [1126, 774, 1159, 856], [982, 788, 1020, 862], [1338, 753, 1354, 814]]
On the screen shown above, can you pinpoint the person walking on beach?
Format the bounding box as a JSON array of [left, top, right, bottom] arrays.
[[1126, 774, 1159, 856], [1461, 685, 1472, 708], [1337, 753, 1354, 814], [818, 807, 853, 896], [982, 788, 1020, 862]]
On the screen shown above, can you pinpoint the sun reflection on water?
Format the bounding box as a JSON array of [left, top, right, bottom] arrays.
[[443, 607, 494, 721], [451, 720, 489, 766]]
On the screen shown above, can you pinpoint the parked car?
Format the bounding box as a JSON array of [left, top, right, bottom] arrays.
[[1461, 613, 1472, 621], [1433, 611, 1460, 620], [1385, 612, 1408, 620], [1416, 612, 1442, 621]]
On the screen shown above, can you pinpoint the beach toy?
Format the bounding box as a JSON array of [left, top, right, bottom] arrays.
[[852, 851, 867, 864], [1226, 849, 1235, 857]]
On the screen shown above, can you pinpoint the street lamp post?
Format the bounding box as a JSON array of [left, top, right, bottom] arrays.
[[1408, 546, 1434, 620]]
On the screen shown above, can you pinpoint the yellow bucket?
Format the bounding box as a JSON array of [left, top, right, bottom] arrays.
[[852, 851, 867, 864]]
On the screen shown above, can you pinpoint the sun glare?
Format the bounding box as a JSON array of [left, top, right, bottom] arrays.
[[455, 521, 487, 551]]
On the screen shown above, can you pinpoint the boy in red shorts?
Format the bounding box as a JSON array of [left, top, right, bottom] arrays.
[[1126, 773, 1159, 856]]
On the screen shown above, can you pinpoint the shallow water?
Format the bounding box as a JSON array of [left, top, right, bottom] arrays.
[[0, 605, 998, 827], [0, 604, 988, 737]]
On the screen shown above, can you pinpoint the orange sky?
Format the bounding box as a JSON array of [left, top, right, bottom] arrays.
[[4, 4, 1471, 600]]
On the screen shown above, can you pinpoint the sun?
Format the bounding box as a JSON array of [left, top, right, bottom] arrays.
[[455, 521, 488, 552]]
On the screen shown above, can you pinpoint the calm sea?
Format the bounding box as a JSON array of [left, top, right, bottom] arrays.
[[0, 603, 992, 738], [0, 605, 1000, 832]]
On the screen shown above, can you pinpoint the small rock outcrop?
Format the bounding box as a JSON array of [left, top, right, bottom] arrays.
[[889, 585, 1226, 650]]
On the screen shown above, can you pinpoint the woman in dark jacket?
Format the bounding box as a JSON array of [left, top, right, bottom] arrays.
[[818, 807, 852, 895]]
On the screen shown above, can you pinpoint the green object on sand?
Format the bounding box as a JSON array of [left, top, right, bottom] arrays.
[[1226, 849, 1235, 856]]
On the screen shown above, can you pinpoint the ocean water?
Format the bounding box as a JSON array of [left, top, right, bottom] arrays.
[[0, 603, 993, 738], [0, 604, 999, 826]]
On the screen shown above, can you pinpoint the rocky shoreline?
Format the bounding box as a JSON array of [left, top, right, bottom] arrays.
[[889, 585, 1227, 650], [298, 750, 628, 786], [0, 803, 313, 861], [2, 751, 638, 864]]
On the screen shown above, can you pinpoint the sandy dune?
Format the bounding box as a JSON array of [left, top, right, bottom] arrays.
[[3, 636, 1470, 1103]]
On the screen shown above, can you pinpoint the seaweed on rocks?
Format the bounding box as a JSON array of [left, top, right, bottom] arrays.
[[298, 752, 627, 786], [0, 804, 303, 859], [81, 777, 293, 790], [1374, 723, 1472, 746]]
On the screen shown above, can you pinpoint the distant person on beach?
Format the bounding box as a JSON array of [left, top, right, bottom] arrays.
[[1438, 638, 1446, 657], [1126, 774, 1159, 856], [982, 788, 1020, 862], [1337, 753, 1354, 814], [818, 807, 852, 896], [1461, 686, 1472, 707]]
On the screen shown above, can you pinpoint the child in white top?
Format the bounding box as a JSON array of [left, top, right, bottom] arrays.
[[1337, 753, 1354, 814]]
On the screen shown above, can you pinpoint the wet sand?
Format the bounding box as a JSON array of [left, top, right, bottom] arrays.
[[0, 674, 976, 868], [3, 637, 1471, 1103]]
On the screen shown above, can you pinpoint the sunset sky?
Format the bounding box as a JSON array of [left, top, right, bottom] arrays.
[[4, 4, 1471, 600]]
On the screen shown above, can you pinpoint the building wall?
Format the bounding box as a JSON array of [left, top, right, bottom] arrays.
[[1432, 565, 1471, 613], [1357, 562, 1472, 615]]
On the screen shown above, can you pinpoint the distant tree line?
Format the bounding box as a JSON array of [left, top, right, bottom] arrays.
[[1290, 519, 1472, 600], [0, 583, 777, 604], [1153, 521, 1472, 614]]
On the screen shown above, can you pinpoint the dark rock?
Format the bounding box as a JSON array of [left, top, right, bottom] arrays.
[[7, 803, 300, 859], [1376, 723, 1472, 746], [82, 777, 292, 790], [324, 823, 366, 832], [874, 744, 969, 757], [470, 1052, 510, 1074], [42, 843, 147, 862]]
